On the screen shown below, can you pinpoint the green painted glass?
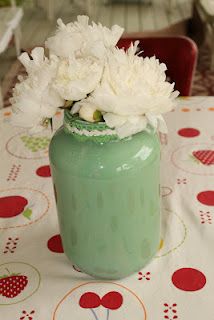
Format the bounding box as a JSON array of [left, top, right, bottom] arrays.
[[49, 110, 160, 279]]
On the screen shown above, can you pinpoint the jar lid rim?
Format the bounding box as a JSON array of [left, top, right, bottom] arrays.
[[64, 109, 109, 129], [63, 110, 118, 143]]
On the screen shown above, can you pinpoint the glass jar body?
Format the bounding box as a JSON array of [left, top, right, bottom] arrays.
[[49, 117, 160, 279]]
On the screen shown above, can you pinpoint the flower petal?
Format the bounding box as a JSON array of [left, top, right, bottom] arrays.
[[116, 116, 148, 139], [103, 113, 127, 128]]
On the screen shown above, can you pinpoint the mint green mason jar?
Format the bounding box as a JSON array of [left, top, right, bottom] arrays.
[[49, 110, 160, 279]]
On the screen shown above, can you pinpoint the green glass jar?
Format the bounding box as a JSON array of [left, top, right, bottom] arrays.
[[49, 110, 160, 279]]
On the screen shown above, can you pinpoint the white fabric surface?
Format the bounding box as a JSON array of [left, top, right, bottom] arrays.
[[0, 96, 213, 319]]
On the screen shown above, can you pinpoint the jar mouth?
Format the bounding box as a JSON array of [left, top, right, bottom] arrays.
[[63, 110, 118, 143]]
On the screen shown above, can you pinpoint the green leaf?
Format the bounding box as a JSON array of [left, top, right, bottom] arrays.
[[22, 208, 32, 220]]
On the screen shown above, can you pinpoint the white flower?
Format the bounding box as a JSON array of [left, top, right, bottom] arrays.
[[73, 42, 179, 138], [104, 113, 148, 138], [10, 48, 64, 132], [18, 47, 49, 76], [53, 55, 103, 101], [78, 102, 97, 122], [45, 15, 124, 60], [73, 100, 102, 122]]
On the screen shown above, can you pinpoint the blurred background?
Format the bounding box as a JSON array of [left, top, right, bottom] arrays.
[[0, 0, 214, 108]]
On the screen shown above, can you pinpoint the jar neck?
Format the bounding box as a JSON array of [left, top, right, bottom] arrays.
[[63, 110, 118, 143]]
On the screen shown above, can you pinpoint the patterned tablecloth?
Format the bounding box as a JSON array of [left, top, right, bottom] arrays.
[[0, 96, 213, 319]]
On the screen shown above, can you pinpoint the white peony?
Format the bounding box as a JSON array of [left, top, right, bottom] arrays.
[[45, 15, 124, 60], [73, 100, 102, 122], [10, 17, 178, 138], [72, 42, 179, 138], [53, 55, 103, 101], [18, 47, 49, 76], [10, 48, 64, 132]]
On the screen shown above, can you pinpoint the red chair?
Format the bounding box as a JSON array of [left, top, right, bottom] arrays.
[[117, 36, 198, 96]]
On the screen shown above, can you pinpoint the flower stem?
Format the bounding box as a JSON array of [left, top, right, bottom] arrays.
[[106, 309, 110, 320], [90, 309, 99, 320]]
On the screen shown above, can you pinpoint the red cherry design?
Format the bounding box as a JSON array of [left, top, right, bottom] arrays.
[[101, 291, 123, 310], [79, 292, 101, 309], [0, 196, 28, 218], [36, 165, 51, 177]]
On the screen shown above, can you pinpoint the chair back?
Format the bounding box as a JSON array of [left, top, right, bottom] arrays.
[[117, 36, 198, 96]]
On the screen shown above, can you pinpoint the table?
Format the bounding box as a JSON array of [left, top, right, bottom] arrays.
[[0, 96, 213, 319]]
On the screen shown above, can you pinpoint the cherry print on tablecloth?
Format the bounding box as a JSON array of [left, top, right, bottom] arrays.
[[0, 262, 41, 305], [171, 143, 214, 176], [172, 268, 206, 292], [79, 292, 101, 309], [53, 282, 146, 320], [47, 234, 64, 253], [163, 303, 178, 320], [3, 237, 19, 254], [79, 291, 123, 320], [36, 165, 51, 177], [6, 132, 51, 160], [0, 188, 50, 230], [20, 310, 35, 320], [156, 208, 187, 258], [101, 291, 123, 310], [197, 191, 214, 206], [177, 128, 200, 138]]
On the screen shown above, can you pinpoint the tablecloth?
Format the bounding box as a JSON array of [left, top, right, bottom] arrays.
[[0, 96, 213, 319]]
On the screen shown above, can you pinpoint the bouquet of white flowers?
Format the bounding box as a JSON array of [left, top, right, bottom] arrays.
[[11, 15, 179, 139]]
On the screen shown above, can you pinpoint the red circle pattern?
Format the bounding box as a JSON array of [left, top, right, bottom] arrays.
[[178, 128, 200, 138], [197, 191, 214, 206], [172, 268, 206, 291]]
